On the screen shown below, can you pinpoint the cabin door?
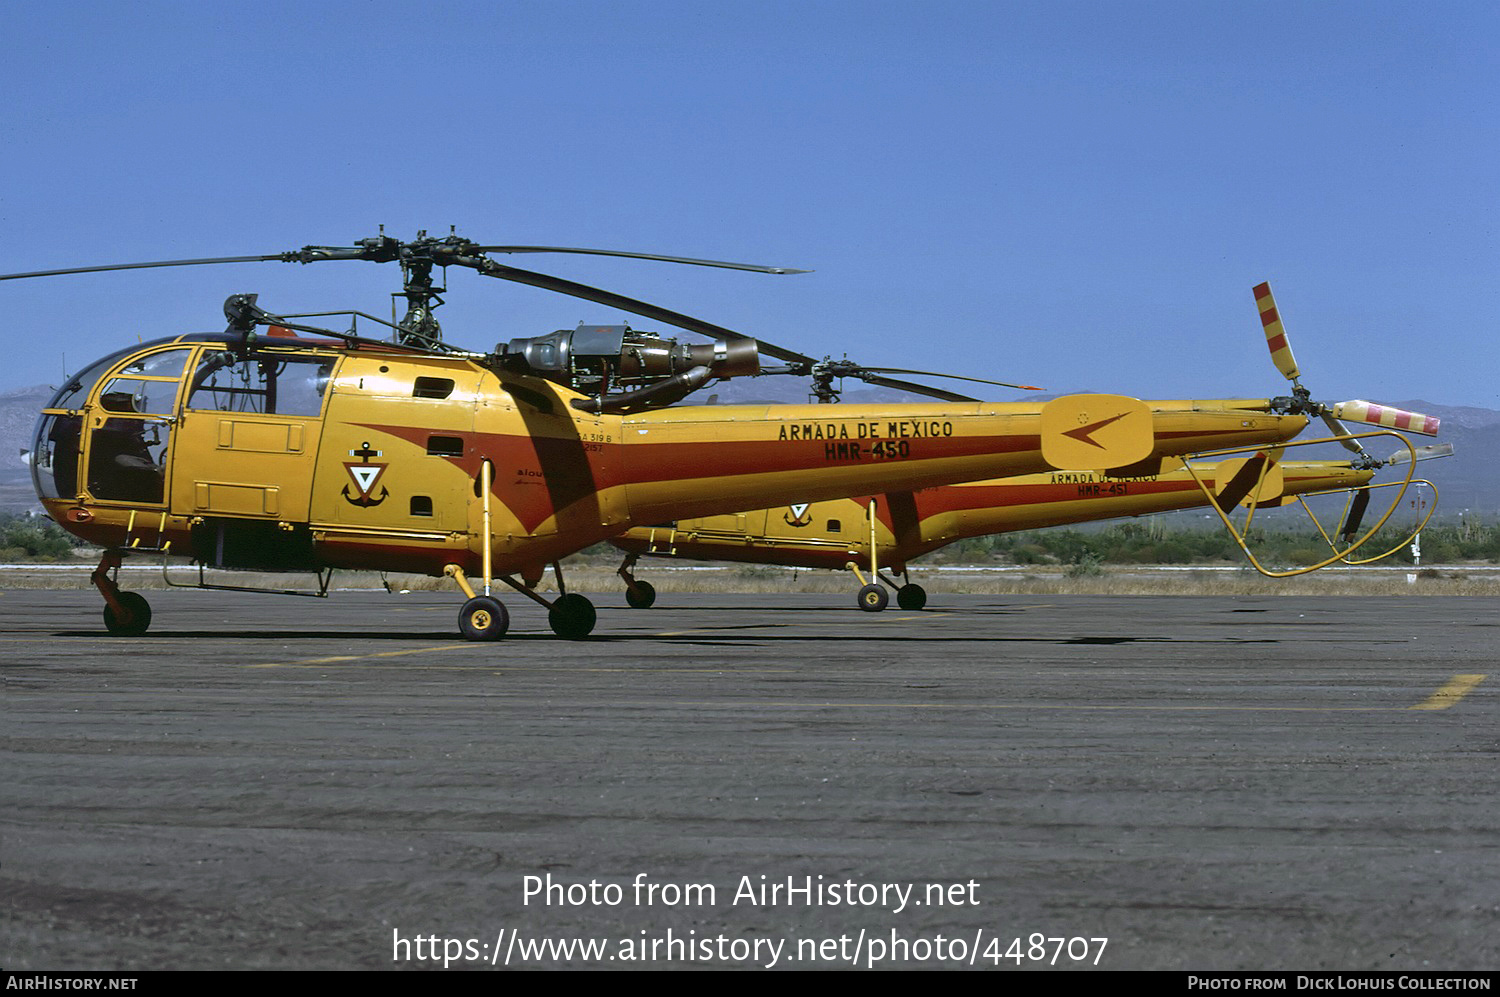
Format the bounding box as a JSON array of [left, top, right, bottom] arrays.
[[168, 349, 334, 522]]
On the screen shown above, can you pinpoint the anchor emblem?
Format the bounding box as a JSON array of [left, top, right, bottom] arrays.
[[342, 441, 389, 507]]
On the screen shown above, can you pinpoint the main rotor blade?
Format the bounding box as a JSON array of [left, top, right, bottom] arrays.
[[859, 374, 978, 402], [467, 257, 819, 367], [859, 366, 1042, 392], [475, 246, 809, 274], [0, 253, 294, 281]]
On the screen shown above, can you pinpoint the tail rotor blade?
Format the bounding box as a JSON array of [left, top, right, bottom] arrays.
[[1320, 413, 1368, 455], [1330, 399, 1442, 437], [1386, 443, 1455, 465], [1339, 489, 1372, 544], [1253, 282, 1301, 383]]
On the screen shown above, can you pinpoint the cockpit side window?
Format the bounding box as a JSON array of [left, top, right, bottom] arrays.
[[34, 346, 193, 504], [87, 417, 171, 503], [95, 347, 193, 417], [97, 377, 183, 416]]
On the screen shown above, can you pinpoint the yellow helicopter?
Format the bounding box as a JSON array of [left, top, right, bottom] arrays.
[[612, 448, 1448, 611], [4, 236, 1423, 639], [609, 283, 1447, 610]]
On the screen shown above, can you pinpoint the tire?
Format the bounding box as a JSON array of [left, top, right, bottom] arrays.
[[549, 593, 598, 639], [624, 580, 657, 609], [896, 583, 928, 611], [857, 583, 889, 612], [458, 595, 509, 641], [103, 591, 152, 637]]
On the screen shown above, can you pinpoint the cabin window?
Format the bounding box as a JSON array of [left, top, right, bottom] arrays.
[[827, 519, 842, 533], [410, 496, 433, 517], [412, 377, 455, 399], [426, 435, 464, 457], [187, 353, 334, 417]]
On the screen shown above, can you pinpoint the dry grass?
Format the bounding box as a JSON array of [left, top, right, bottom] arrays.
[[10, 560, 1498, 597]]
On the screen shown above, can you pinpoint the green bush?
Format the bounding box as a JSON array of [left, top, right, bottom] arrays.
[[0, 514, 81, 560]]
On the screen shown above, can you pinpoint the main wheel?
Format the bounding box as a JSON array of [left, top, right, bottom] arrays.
[[624, 580, 657, 609], [102, 591, 152, 636], [458, 595, 509, 641], [896, 583, 928, 611], [857, 583, 889, 612], [549, 593, 598, 639]]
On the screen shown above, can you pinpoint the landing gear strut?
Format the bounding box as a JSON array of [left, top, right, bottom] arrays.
[[844, 498, 928, 612], [617, 553, 657, 608], [446, 562, 600, 640], [455, 458, 598, 638], [93, 550, 152, 636]]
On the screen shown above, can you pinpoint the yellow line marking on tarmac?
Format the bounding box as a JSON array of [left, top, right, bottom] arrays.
[[249, 642, 792, 672], [254, 662, 793, 673], [1409, 674, 1486, 710], [250, 644, 468, 668]]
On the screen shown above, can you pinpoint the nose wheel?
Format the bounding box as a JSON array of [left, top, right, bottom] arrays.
[[624, 580, 657, 609], [103, 590, 153, 636], [92, 550, 153, 636], [617, 553, 658, 608]]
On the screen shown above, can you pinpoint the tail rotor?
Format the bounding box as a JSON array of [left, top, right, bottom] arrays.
[[1253, 282, 1441, 460]]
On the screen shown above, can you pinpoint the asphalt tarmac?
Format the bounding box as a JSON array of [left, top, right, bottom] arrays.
[[2, 589, 1495, 971]]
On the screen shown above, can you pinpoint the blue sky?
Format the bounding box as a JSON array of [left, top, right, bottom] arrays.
[[3, 0, 1495, 409]]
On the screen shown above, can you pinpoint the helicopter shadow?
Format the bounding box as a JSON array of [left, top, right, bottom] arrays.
[[43, 629, 1277, 647]]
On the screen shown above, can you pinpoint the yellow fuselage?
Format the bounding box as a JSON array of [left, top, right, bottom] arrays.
[[611, 460, 1373, 572], [33, 332, 1308, 579]]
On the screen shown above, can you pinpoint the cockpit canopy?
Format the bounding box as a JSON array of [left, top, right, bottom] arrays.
[[31, 338, 336, 504]]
